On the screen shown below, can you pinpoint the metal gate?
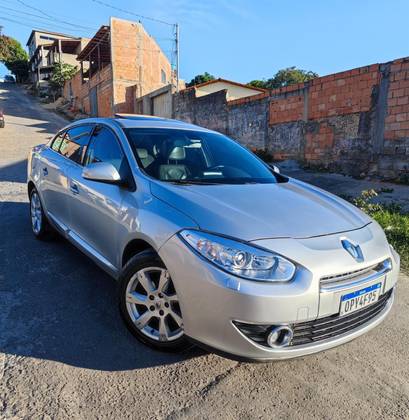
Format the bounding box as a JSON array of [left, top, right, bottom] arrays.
[[90, 87, 98, 117], [152, 92, 172, 118]]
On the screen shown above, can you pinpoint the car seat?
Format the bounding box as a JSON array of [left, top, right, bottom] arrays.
[[159, 146, 189, 180]]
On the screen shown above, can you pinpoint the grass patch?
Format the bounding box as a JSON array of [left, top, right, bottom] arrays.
[[349, 190, 409, 270]]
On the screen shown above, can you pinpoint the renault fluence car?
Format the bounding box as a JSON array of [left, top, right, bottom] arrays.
[[27, 116, 399, 361]]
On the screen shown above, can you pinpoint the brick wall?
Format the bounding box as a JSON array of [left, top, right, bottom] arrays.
[[63, 64, 113, 117], [111, 17, 172, 114], [174, 56, 409, 180], [385, 60, 409, 140], [264, 59, 409, 179]]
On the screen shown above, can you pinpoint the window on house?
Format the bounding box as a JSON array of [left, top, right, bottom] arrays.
[[39, 35, 57, 41], [161, 69, 166, 84]]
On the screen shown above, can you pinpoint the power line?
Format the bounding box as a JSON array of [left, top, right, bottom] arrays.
[[1, 0, 180, 86], [0, 10, 96, 35], [0, 15, 90, 35], [0, 15, 45, 30], [0, 3, 99, 32], [15, 0, 97, 31], [0, 0, 99, 33], [90, 0, 175, 26]]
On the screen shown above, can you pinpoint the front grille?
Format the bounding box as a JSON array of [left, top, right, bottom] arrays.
[[320, 259, 391, 290], [291, 289, 393, 346], [233, 289, 393, 348]]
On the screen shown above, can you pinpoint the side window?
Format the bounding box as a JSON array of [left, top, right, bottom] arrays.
[[85, 126, 124, 173], [51, 132, 64, 152], [59, 125, 93, 164], [161, 69, 166, 84]]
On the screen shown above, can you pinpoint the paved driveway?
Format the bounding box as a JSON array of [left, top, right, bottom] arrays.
[[0, 83, 408, 420]]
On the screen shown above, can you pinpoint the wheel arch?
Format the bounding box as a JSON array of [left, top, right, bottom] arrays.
[[122, 238, 156, 268], [27, 180, 36, 198]]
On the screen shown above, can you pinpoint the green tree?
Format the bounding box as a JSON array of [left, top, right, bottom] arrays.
[[247, 79, 268, 89], [50, 62, 78, 96], [248, 67, 318, 89], [0, 35, 29, 82], [186, 72, 215, 87], [6, 60, 29, 82]]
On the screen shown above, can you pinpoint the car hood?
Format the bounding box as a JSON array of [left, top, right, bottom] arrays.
[[150, 178, 371, 241]]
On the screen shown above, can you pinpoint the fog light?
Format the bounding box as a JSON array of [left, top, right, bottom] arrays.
[[267, 325, 293, 348]]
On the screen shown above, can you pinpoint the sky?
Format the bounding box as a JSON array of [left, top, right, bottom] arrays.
[[1, 0, 409, 83]]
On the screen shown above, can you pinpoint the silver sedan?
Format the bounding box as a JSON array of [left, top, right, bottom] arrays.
[[27, 116, 400, 361]]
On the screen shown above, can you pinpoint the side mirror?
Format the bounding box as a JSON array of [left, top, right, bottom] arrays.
[[269, 163, 281, 174], [82, 162, 122, 184]]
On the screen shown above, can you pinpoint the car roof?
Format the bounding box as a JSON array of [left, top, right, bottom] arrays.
[[68, 115, 214, 133]]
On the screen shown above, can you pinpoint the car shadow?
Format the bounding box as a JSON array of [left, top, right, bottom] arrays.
[[0, 201, 204, 371]]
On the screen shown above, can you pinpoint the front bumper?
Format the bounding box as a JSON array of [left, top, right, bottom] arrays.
[[159, 223, 400, 361]]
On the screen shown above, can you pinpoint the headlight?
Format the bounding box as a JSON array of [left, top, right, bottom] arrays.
[[179, 230, 296, 282]]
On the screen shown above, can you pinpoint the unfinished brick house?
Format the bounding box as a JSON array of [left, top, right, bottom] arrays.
[[63, 17, 172, 117]]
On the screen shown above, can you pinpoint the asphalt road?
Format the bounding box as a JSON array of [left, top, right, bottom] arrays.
[[1, 83, 409, 420]]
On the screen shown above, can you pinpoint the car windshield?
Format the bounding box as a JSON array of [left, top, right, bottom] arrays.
[[124, 128, 279, 184]]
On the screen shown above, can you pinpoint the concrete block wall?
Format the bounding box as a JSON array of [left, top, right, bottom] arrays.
[[173, 57, 409, 180], [174, 88, 229, 135], [173, 89, 269, 149], [228, 94, 270, 149]]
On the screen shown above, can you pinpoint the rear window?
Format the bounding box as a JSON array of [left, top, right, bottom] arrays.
[[59, 125, 93, 164], [51, 132, 64, 152]]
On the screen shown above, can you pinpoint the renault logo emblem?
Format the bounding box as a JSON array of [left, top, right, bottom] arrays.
[[341, 239, 364, 262]]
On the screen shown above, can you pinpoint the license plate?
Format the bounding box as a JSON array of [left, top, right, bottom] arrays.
[[340, 283, 382, 316]]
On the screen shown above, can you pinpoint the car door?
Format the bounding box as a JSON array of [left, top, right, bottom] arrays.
[[38, 131, 72, 230], [65, 124, 133, 269]]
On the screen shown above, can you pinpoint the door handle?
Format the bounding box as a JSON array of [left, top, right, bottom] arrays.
[[70, 183, 79, 195], [42, 167, 48, 176]]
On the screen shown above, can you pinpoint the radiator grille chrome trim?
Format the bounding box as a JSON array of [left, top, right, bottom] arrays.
[[320, 258, 392, 292]]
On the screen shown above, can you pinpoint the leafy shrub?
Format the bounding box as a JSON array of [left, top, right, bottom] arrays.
[[350, 189, 409, 270]]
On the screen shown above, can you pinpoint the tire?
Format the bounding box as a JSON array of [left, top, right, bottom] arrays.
[[0, 119, 4, 128], [29, 188, 53, 240], [119, 250, 190, 352]]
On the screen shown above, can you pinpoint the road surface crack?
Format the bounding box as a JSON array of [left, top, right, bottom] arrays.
[[164, 362, 241, 419]]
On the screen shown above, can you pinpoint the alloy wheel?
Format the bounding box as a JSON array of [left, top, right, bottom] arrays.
[[30, 191, 42, 235], [125, 267, 184, 342]]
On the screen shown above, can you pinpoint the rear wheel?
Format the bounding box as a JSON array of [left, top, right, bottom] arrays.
[[119, 250, 189, 352], [29, 188, 52, 240]]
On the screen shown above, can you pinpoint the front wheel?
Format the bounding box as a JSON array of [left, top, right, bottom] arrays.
[[119, 250, 190, 352]]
